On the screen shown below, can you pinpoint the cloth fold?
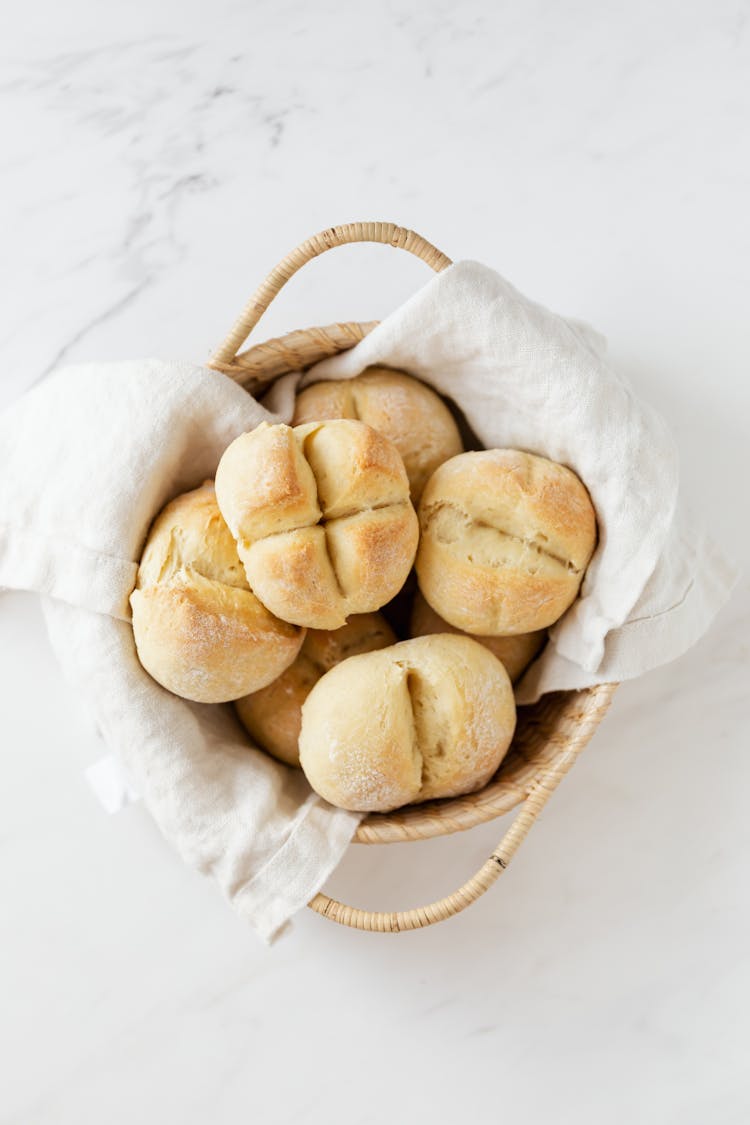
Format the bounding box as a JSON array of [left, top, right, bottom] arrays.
[[0, 359, 361, 943], [304, 261, 737, 701], [0, 262, 736, 939]]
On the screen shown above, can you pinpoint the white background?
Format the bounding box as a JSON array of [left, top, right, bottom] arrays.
[[1, 2, 748, 1122]]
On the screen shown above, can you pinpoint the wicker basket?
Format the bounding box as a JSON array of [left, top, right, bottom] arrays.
[[208, 222, 617, 932]]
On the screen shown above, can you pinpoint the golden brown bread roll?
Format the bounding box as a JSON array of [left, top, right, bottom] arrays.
[[409, 591, 546, 683], [299, 634, 516, 812], [130, 481, 304, 703], [215, 419, 419, 629], [292, 367, 463, 501], [235, 612, 396, 767], [416, 450, 597, 636]]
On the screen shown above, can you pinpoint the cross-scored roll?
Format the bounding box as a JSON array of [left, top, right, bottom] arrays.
[[416, 449, 597, 636], [298, 634, 517, 813], [130, 481, 305, 703], [215, 419, 419, 629], [235, 612, 396, 767], [292, 366, 464, 501], [409, 591, 546, 684]]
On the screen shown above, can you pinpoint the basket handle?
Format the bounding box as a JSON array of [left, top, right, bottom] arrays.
[[210, 221, 452, 367], [308, 741, 581, 932]]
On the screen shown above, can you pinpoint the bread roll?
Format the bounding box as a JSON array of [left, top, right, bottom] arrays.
[[130, 481, 304, 703], [235, 612, 396, 767], [416, 450, 597, 635], [299, 634, 516, 812], [410, 591, 546, 684], [215, 419, 419, 629], [293, 367, 463, 501]]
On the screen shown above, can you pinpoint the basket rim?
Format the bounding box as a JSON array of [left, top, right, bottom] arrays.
[[355, 681, 617, 843]]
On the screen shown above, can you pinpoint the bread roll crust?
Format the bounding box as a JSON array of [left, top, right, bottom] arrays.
[[292, 366, 463, 501], [299, 634, 516, 812], [416, 449, 597, 635], [235, 612, 396, 767], [130, 482, 304, 703], [215, 420, 419, 629], [409, 591, 546, 683]]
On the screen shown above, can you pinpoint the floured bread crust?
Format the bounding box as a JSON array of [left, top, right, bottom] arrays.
[[298, 634, 516, 812], [416, 449, 597, 635], [235, 612, 396, 767], [292, 367, 463, 501], [130, 481, 304, 703], [215, 420, 419, 629], [409, 591, 546, 684]]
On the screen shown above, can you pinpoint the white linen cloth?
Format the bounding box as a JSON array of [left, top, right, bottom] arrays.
[[0, 360, 359, 944], [304, 261, 737, 701], [0, 262, 736, 940]]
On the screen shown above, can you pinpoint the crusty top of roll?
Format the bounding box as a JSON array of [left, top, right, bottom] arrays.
[[298, 634, 516, 812], [135, 480, 248, 590], [292, 366, 463, 501], [416, 449, 597, 635], [235, 612, 396, 768], [215, 420, 419, 629], [130, 481, 304, 703]]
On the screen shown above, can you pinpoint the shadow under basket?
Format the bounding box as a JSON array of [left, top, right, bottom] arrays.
[[208, 221, 618, 933]]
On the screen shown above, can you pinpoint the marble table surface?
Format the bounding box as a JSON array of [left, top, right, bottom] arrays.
[[2, 3, 748, 1122]]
